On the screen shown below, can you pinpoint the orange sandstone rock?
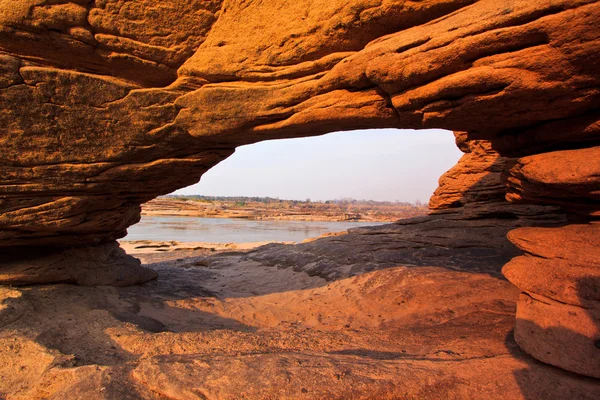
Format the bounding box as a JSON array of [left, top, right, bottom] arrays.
[[0, 0, 599, 383], [0, 0, 597, 253], [504, 224, 600, 378]]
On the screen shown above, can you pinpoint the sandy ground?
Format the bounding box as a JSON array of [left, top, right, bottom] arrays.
[[1, 218, 599, 399]]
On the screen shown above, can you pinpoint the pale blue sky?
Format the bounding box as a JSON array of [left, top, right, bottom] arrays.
[[174, 129, 462, 203]]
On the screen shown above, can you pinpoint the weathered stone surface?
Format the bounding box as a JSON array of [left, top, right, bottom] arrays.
[[429, 132, 508, 211], [247, 214, 559, 281], [1, 220, 599, 399], [506, 147, 600, 216], [0, 0, 599, 383], [507, 224, 600, 267], [428, 131, 569, 226], [503, 224, 600, 378], [0, 241, 157, 286], [481, 111, 600, 158], [503, 256, 600, 308], [0, 0, 222, 86], [515, 293, 600, 379], [1, 0, 598, 254]]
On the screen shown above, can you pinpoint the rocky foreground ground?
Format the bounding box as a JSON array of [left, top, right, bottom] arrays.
[[1, 214, 598, 400]]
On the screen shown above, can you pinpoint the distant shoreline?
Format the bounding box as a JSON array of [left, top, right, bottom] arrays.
[[142, 196, 428, 223]]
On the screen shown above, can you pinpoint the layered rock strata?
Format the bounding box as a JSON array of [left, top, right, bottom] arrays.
[[0, 242, 157, 286], [0, 0, 599, 380], [430, 132, 509, 212], [1, 0, 598, 249], [430, 129, 600, 379], [503, 224, 600, 378], [429, 131, 566, 222]]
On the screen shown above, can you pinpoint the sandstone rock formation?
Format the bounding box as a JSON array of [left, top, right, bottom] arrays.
[[503, 224, 600, 378], [2, 220, 600, 399], [0, 0, 599, 382], [429, 131, 566, 221], [0, 242, 157, 286]]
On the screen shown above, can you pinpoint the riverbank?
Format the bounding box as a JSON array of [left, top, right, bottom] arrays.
[[122, 215, 386, 244], [142, 196, 428, 222], [120, 228, 349, 255]]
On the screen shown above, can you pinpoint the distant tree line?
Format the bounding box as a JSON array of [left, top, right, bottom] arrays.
[[163, 194, 421, 207]]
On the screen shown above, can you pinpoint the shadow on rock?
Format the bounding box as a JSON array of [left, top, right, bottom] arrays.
[[1, 282, 257, 368], [508, 276, 600, 399]]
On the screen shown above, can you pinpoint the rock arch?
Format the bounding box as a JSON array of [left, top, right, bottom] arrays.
[[0, 0, 598, 378]]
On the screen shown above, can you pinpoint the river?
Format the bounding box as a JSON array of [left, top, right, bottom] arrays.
[[123, 216, 387, 243]]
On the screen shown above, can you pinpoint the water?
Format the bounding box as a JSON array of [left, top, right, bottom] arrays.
[[123, 216, 387, 243]]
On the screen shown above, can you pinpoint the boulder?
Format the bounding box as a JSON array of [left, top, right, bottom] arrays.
[[503, 224, 600, 378], [0, 242, 157, 286]]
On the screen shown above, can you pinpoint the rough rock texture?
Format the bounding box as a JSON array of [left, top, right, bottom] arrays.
[[0, 0, 599, 383], [2, 220, 600, 399], [246, 214, 557, 282], [0, 242, 157, 286], [0, 0, 222, 86], [1, 0, 598, 249], [429, 131, 567, 221], [429, 132, 509, 211], [503, 224, 600, 378], [506, 147, 600, 216]]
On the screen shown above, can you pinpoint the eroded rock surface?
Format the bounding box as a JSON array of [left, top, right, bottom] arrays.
[[1, 220, 599, 399], [0, 242, 157, 286], [429, 131, 568, 221], [503, 224, 600, 378], [0, 0, 598, 250], [0, 0, 599, 386]]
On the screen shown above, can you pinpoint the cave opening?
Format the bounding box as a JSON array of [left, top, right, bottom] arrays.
[[122, 128, 461, 244]]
